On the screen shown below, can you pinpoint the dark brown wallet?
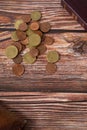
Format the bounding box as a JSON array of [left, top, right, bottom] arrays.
[[0, 105, 26, 130], [61, 0, 87, 30]]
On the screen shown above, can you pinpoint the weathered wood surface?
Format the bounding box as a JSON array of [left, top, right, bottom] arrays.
[[0, 0, 87, 92], [0, 0, 87, 130], [1, 92, 87, 130]]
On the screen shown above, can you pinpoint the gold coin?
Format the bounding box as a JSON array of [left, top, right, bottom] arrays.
[[29, 33, 41, 47], [5, 45, 18, 59], [31, 11, 42, 21], [14, 19, 24, 29], [26, 43, 33, 49], [23, 52, 36, 64], [26, 28, 34, 36], [46, 51, 59, 63], [11, 31, 19, 42]]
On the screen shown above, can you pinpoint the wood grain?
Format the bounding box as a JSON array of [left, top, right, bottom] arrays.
[[0, 0, 87, 92], [1, 1, 87, 130], [0, 92, 87, 130]]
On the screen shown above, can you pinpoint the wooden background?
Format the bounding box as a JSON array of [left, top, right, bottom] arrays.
[[0, 0, 87, 129]]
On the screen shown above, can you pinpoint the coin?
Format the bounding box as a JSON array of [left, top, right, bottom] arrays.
[[21, 37, 29, 45], [29, 33, 41, 47], [26, 43, 33, 49], [16, 30, 26, 40], [23, 52, 36, 64], [12, 42, 22, 52], [37, 44, 47, 55], [26, 28, 34, 36], [46, 51, 59, 63], [19, 22, 28, 31], [30, 22, 39, 31], [21, 44, 26, 51], [43, 36, 54, 45], [13, 54, 23, 64], [21, 15, 31, 23], [34, 30, 43, 37], [14, 19, 24, 29], [11, 31, 19, 42], [12, 64, 25, 76], [46, 63, 57, 74], [30, 47, 39, 57], [31, 11, 42, 21], [7, 11, 57, 76], [5, 45, 18, 59], [40, 22, 51, 32]]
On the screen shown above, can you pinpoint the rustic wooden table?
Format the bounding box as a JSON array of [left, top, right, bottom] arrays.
[[0, 0, 87, 130]]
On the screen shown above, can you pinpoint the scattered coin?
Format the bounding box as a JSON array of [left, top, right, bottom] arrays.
[[5, 11, 58, 76], [21, 44, 26, 51], [23, 52, 36, 64], [43, 36, 54, 45], [26, 28, 34, 36], [11, 31, 19, 42], [21, 15, 31, 23], [31, 11, 42, 21], [34, 30, 43, 37], [19, 22, 28, 31], [21, 37, 29, 45], [29, 33, 41, 47], [13, 54, 23, 64], [5, 45, 18, 59], [30, 21, 39, 31], [12, 42, 22, 52], [40, 22, 51, 32], [30, 48, 39, 57], [14, 19, 24, 29], [37, 44, 47, 55], [46, 63, 57, 74], [26, 43, 34, 49], [47, 51, 59, 63], [16, 30, 26, 40], [12, 64, 25, 76]]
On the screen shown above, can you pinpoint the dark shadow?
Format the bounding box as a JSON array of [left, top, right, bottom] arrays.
[[0, 100, 32, 130], [0, 28, 87, 33]]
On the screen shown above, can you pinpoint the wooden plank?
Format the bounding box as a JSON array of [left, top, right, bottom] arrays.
[[0, 92, 87, 130], [0, 0, 87, 92]]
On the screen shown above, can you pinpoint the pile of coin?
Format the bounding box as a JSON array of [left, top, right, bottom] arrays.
[[5, 11, 60, 76]]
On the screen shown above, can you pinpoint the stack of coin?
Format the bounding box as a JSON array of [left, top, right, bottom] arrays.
[[5, 11, 60, 76]]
